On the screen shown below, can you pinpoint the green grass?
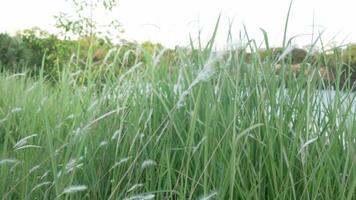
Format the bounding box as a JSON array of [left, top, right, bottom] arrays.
[[0, 31, 356, 199]]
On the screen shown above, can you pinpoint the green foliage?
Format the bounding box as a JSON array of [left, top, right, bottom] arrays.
[[141, 41, 163, 55], [258, 47, 307, 64], [1, 28, 78, 79], [0, 29, 179, 83], [18, 28, 75, 69], [2, 26, 356, 87], [0, 33, 31, 67], [55, 0, 122, 39], [290, 48, 307, 63], [342, 44, 356, 66]]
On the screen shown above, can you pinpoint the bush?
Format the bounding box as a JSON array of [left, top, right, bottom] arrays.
[[0, 28, 81, 79], [290, 48, 307, 64], [342, 44, 356, 66], [18, 28, 76, 74], [0, 33, 31, 67]]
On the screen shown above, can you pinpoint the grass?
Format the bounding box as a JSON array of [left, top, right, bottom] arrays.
[[0, 27, 356, 199]]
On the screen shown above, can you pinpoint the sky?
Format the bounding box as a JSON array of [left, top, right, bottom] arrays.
[[1, 0, 356, 48]]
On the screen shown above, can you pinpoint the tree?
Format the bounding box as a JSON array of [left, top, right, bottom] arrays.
[[54, 0, 123, 41]]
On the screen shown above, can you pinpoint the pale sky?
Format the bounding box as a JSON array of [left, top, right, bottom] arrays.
[[1, 0, 356, 48]]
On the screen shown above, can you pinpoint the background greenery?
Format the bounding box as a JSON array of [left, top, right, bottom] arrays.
[[1, 29, 356, 86]]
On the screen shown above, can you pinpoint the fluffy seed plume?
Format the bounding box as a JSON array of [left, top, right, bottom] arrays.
[[141, 160, 157, 169], [124, 194, 155, 200], [63, 185, 87, 194], [200, 191, 218, 200], [0, 159, 19, 165]]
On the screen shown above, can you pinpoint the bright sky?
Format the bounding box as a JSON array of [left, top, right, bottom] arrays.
[[1, 0, 356, 48]]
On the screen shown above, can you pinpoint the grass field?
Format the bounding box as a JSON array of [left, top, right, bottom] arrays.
[[1, 27, 356, 199]]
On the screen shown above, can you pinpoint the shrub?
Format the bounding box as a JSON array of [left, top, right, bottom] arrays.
[[342, 44, 356, 66], [18, 28, 75, 70], [0, 33, 31, 67], [290, 48, 307, 64]]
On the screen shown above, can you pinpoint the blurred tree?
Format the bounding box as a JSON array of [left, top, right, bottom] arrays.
[[54, 0, 123, 40], [290, 48, 307, 64], [342, 44, 356, 66], [18, 28, 75, 66], [0, 33, 31, 67]]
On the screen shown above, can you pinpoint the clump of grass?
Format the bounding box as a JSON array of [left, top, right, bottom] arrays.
[[1, 20, 356, 200]]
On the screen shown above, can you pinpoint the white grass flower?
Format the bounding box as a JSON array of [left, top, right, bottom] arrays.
[[65, 157, 83, 174], [299, 137, 319, 153], [40, 97, 48, 108], [140, 133, 145, 140], [110, 157, 132, 170], [99, 140, 109, 147], [55, 143, 68, 155], [0, 159, 18, 165], [63, 185, 87, 194], [25, 83, 37, 93], [276, 44, 297, 63], [65, 158, 77, 171], [141, 160, 156, 170], [83, 108, 121, 130], [193, 137, 207, 153], [30, 181, 52, 194], [40, 170, 50, 180], [118, 62, 143, 82], [66, 114, 75, 119], [124, 194, 155, 200], [103, 47, 118, 63], [225, 41, 248, 49], [174, 67, 185, 96], [173, 83, 181, 96], [55, 122, 65, 129], [127, 183, 144, 192], [57, 171, 62, 178], [298, 136, 319, 166], [200, 191, 218, 200], [6, 73, 26, 79], [11, 107, 22, 113], [13, 134, 38, 150], [153, 48, 168, 66], [214, 84, 220, 96], [0, 115, 9, 125], [14, 145, 42, 151], [36, 97, 48, 113], [72, 127, 82, 137], [87, 100, 98, 112], [10, 161, 21, 172], [29, 165, 41, 173], [145, 84, 152, 96], [40, 97, 48, 106], [177, 52, 224, 108], [177, 90, 191, 108], [195, 61, 217, 81], [111, 129, 121, 140]]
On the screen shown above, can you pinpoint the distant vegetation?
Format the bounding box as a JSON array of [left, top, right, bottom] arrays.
[[0, 28, 355, 198], [1, 29, 356, 89], [0, 29, 177, 83]]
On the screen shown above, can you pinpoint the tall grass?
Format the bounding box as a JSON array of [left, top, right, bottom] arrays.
[[1, 27, 356, 199]]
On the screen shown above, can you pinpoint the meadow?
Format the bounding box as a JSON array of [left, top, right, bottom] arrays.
[[1, 24, 356, 199]]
